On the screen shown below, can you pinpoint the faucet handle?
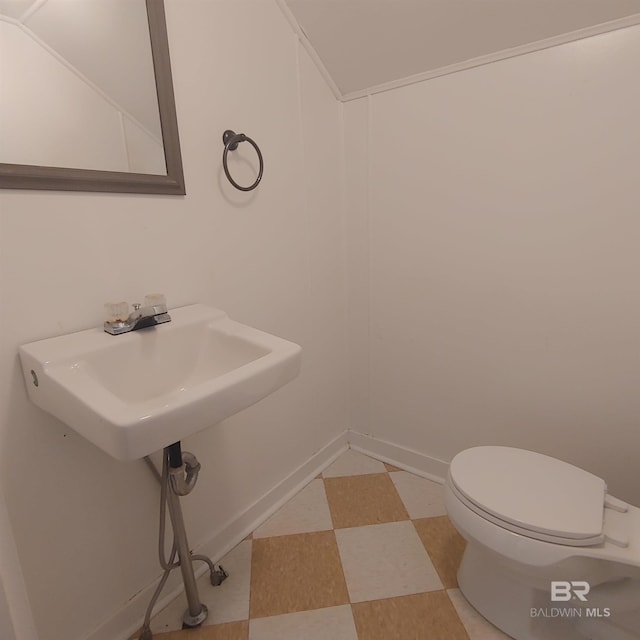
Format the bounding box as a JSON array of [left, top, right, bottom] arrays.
[[104, 301, 129, 323], [143, 293, 167, 308]]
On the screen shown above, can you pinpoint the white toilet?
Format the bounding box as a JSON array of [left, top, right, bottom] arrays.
[[444, 446, 640, 640]]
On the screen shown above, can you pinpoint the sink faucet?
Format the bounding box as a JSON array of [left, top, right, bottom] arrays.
[[104, 294, 171, 335]]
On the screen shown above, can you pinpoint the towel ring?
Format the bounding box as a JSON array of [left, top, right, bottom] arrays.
[[222, 130, 264, 192]]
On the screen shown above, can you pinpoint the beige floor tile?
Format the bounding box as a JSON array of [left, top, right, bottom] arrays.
[[253, 479, 332, 539], [447, 589, 512, 639], [390, 471, 447, 519], [351, 591, 470, 640], [151, 540, 252, 632], [413, 516, 466, 589], [324, 473, 409, 528], [148, 620, 249, 640], [335, 521, 443, 603], [250, 531, 349, 618], [323, 449, 387, 477], [249, 604, 357, 640], [384, 462, 403, 472]]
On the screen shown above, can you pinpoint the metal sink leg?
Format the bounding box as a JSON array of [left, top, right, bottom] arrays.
[[165, 477, 208, 627]]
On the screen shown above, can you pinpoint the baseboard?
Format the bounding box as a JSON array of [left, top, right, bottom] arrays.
[[189, 429, 349, 565], [90, 430, 349, 640], [346, 429, 449, 484]]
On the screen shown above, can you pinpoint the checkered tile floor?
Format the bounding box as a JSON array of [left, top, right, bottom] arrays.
[[133, 449, 510, 640]]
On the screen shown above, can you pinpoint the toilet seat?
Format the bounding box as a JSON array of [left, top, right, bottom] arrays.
[[448, 446, 607, 546]]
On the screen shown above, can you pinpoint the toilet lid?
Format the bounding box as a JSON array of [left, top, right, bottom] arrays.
[[449, 446, 606, 542]]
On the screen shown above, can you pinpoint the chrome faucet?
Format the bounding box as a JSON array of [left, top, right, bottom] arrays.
[[104, 294, 171, 335]]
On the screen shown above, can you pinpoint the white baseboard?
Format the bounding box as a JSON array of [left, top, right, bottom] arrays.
[[93, 428, 448, 640], [193, 429, 349, 560], [346, 429, 449, 484], [90, 430, 349, 640]]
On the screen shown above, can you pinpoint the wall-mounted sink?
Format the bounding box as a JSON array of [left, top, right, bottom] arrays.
[[19, 304, 302, 460]]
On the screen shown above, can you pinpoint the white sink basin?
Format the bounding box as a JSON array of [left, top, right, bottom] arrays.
[[19, 304, 302, 460]]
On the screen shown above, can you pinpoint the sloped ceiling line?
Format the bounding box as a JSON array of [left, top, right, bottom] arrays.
[[341, 13, 640, 102], [276, 0, 640, 102], [275, 0, 342, 101]]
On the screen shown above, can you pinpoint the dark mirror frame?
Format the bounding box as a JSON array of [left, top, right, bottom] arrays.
[[0, 0, 185, 195]]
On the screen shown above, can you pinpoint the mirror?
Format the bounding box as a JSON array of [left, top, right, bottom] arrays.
[[0, 0, 185, 195]]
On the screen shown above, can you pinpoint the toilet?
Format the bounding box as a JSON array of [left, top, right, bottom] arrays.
[[444, 446, 640, 640]]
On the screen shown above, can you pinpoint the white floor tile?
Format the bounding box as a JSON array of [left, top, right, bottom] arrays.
[[249, 604, 358, 640], [335, 520, 443, 603], [203, 539, 252, 625], [390, 470, 447, 518], [151, 539, 252, 631], [253, 479, 333, 538], [323, 449, 387, 478], [447, 588, 512, 639]]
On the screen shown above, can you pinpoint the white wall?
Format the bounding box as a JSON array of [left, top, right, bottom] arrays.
[[0, 1, 347, 639], [345, 25, 640, 505], [0, 488, 38, 640]]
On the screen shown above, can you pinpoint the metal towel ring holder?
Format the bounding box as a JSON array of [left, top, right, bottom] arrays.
[[222, 129, 264, 191]]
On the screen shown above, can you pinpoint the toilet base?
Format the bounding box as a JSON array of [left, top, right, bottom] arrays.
[[457, 544, 639, 640]]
